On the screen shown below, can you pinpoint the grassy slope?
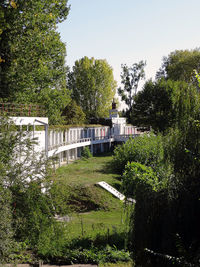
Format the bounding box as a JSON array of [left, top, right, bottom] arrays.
[[55, 153, 128, 240], [56, 153, 121, 187]]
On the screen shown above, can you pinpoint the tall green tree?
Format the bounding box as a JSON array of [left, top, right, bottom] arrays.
[[156, 48, 200, 85], [0, 0, 71, 124], [118, 61, 146, 120], [132, 79, 199, 132], [68, 56, 117, 120]]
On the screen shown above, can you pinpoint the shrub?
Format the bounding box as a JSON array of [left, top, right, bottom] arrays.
[[122, 162, 160, 199], [38, 245, 130, 265], [81, 146, 92, 159], [112, 133, 164, 174]]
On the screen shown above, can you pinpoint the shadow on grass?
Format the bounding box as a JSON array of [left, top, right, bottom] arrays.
[[66, 229, 128, 250], [93, 152, 121, 177]]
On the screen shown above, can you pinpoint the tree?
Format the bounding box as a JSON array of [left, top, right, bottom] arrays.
[[68, 56, 117, 120], [118, 61, 146, 120], [132, 79, 198, 132], [131, 49, 200, 132], [156, 48, 200, 85], [0, 0, 71, 124], [62, 100, 86, 125]]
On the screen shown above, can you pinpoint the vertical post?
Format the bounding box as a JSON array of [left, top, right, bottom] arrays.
[[91, 144, 94, 155], [45, 124, 48, 158], [59, 153, 61, 167], [100, 143, 103, 153], [75, 148, 77, 159]]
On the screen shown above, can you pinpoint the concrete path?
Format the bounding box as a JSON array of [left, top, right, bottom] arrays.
[[43, 265, 98, 267]]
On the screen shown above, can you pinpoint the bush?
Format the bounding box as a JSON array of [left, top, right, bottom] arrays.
[[38, 245, 130, 265], [112, 133, 164, 175], [11, 181, 55, 247], [122, 162, 160, 199], [81, 146, 92, 159]]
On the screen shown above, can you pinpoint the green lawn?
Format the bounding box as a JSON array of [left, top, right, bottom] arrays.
[[56, 153, 121, 187], [52, 153, 133, 264], [66, 208, 127, 240], [55, 153, 130, 240]]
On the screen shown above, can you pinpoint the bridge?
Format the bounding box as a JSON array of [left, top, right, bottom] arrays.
[[3, 103, 141, 167], [8, 116, 141, 167]]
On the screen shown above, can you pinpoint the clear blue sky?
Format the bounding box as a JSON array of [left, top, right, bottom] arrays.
[[58, 0, 200, 106]]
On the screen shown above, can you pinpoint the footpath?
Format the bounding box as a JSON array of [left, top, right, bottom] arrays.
[[4, 264, 98, 267]]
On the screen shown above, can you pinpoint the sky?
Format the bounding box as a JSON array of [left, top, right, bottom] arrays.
[[58, 0, 200, 109]]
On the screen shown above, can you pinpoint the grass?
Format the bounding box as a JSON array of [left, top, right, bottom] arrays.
[[56, 152, 121, 188], [55, 153, 129, 236], [53, 153, 133, 264], [66, 208, 127, 240]]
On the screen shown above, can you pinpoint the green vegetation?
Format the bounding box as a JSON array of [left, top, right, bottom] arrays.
[[1, 1, 200, 264], [112, 133, 165, 175], [118, 61, 146, 121], [0, 116, 59, 264], [43, 154, 132, 264], [0, 0, 71, 124], [81, 146, 92, 159], [68, 56, 117, 120], [0, 128, 131, 265], [56, 153, 120, 186], [99, 262, 133, 267], [112, 52, 200, 266], [132, 48, 200, 132]]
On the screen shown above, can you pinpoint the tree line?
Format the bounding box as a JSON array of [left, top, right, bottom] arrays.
[[118, 48, 200, 132]]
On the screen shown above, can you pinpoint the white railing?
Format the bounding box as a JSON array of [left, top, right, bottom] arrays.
[[48, 137, 92, 151], [114, 134, 139, 141], [48, 133, 140, 153]]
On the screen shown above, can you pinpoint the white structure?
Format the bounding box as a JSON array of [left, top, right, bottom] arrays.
[[97, 181, 125, 200], [8, 105, 141, 167], [97, 181, 136, 203]]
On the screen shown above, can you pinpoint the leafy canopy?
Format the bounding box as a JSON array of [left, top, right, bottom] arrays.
[[118, 61, 146, 120], [0, 0, 71, 124], [68, 56, 117, 120]]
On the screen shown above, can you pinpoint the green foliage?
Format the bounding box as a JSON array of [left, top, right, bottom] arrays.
[[68, 56, 117, 120], [122, 162, 159, 199], [127, 122, 200, 266], [38, 245, 130, 265], [11, 181, 55, 247], [112, 133, 165, 175], [37, 222, 69, 259], [0, 117, 17, 262], [0, 182, 14, 263], [156, 48, 200, 85], [118, 61, 146, 121], [81, 146, 92, 159], [62, 100, 86, 125], [195, 70, 200, 86], [132, 78, 200, 133], [0, 0, 71, 124], [0, 116, 65, 262], [8, 241, 34, 264], [50, 181, 110, 214], [132, 48, 200, 133]]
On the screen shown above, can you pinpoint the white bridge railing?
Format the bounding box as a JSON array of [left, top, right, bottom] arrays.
[[113, 134, 139, 142], [48, 134, 139, 154], [48, 137, 92, 151]]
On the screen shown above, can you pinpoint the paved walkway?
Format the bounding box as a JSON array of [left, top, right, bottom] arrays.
[[67, 265, 98, 267], [43, 265, 98, 267]]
